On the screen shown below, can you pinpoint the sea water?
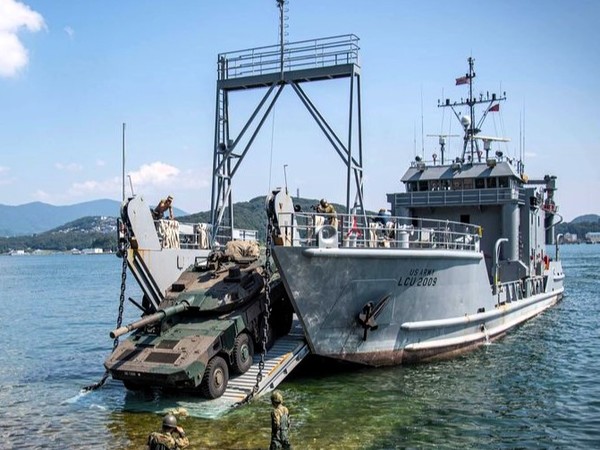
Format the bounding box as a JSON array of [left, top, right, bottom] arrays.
[[0, 245, 598, 449]]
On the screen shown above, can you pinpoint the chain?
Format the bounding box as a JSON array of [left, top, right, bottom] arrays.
[[241, 219, 273, 404], [83, 221, 129, 392]]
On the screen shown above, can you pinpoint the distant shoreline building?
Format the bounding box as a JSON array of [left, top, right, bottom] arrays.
[[585, 232, 600, 244]]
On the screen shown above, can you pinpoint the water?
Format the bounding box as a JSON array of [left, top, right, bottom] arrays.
[[0, 245, 598, 449]]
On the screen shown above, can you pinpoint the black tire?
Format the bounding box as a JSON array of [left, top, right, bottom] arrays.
[[200, 355, 229, 399], [232, 333, 254, 374]]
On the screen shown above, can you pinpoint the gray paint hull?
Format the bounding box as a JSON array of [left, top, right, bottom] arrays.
[[272, 246, 564, 365]]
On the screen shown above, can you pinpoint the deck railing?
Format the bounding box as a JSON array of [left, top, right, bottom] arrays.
[[275, 212, 481, 251], [153, 220, 258, 250], [217, 34, 360, 80]]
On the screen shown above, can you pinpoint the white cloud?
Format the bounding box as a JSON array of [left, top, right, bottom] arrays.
[[0, 0, 45, 78], [96, 159, 106, 167], [55, 162, 83, 172], [63, 25, 74, 39], [128, 161, 180, 187], [33, 189, 51, 201], [0, 165, 12, 185], [69, 176, 121, 197]]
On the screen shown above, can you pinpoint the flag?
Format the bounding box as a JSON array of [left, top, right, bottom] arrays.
[[488, 103, 500, 112], [455, 76, 469, 85]]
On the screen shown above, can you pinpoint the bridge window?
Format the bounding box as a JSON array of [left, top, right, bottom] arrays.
[[498, 177, 509, 188], [418, 181, 428, 191], [463, 178, 474, 189], [487, 178, 497, 188], [475, 178, 485, 189], [452, 179, 462, 190]]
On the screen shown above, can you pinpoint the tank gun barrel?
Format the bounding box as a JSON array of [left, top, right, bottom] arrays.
[[109, 301, 190, 339]]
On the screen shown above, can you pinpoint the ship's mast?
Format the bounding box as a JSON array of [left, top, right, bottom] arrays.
[[438, 57, 506, 163]]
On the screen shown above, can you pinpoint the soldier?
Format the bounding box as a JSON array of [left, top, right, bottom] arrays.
[[147, 413, 189, 450], [152, 195, 174, 220], [270, 390, 291, 450], [316, 199, 338, 228]]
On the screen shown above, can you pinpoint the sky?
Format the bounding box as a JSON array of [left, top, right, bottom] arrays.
[[0, 0, 598, 222]]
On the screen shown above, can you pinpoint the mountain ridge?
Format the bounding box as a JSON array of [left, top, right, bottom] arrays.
[[0, 199, 189, 237]]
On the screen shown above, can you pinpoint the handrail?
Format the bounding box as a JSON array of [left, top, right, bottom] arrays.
[[218, 34, 360, 80], [275, 211, 482, 251]]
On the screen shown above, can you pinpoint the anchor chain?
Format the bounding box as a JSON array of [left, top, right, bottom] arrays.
[[83, 220, 129, 391], [243, 219, 273, 404]]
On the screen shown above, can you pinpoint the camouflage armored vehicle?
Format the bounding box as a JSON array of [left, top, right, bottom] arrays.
[[104, 241, 293, 398]]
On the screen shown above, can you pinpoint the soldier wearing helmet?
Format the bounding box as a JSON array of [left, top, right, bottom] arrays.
[[270, 390, 291, 449], [316, 199, 338, 228], [147, 413, 189, 450]]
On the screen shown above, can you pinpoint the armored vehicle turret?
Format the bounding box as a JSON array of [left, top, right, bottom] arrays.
[[104, 241, 293, 398]]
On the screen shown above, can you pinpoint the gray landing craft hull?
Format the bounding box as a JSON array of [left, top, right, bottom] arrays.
[[272, 246, 564, 365]]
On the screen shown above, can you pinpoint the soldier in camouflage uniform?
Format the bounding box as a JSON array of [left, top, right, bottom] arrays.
[[147, 414, 189, 450], [270, 390, 291, 449]]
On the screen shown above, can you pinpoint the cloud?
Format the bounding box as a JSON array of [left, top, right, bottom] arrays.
[[0, 165, 12, 185], [55, 162, 83, 172], [96, 159, 106, 167], [63, 25, 74, 39], [128, 161, 181, 187], [0, 0, 45, 78], [33, 189, 51, 201], [69, 177, 121, 197]]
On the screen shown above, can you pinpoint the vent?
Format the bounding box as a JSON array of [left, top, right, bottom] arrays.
[[156, 340, 179, 350], [145, 352, 180, 364]]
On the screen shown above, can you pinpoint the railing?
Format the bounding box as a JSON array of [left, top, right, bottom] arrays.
[[496, 275, 545, 304], [217, 34, 360, 80], [275, 212, 481, 251], [391, 187, 525, 207]]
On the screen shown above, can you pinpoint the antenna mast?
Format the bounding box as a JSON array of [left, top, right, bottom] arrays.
[[277, 0, 286, 79], [438, 57, 506, 163], [122, 122, 126, 201]]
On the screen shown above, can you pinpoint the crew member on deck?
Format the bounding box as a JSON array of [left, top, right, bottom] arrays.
[[316, 199, 338, 228], [152, 195, 174, 220]]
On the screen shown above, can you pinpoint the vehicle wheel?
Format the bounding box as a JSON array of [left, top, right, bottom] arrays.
[[232, 333, 254, 374], [200, 355, 229, 399]]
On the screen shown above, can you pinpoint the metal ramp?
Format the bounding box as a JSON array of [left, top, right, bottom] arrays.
[[222, 322, 309, 404]]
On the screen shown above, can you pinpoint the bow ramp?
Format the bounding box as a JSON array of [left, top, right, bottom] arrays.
[[223, 323, 309, 404]]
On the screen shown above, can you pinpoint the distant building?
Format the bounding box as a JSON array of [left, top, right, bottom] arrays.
[[82, 248, 104, 254], [585, 232, 600, 244], [563, 233, 578, 243]]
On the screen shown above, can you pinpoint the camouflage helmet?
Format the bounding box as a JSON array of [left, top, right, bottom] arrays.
[[271, 390, 283, 404], [162, 414, 177, 429], [320, 198, 328, 207]]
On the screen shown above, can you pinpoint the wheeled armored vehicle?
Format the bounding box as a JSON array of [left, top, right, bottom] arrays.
[[104, 241, 293, 398]]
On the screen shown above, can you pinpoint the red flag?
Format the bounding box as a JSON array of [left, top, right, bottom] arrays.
[[455, 76, 469, 85], [488, 103, 500, 112]]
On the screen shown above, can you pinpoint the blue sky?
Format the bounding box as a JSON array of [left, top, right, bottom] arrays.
[[0, 0, 598, 221]]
